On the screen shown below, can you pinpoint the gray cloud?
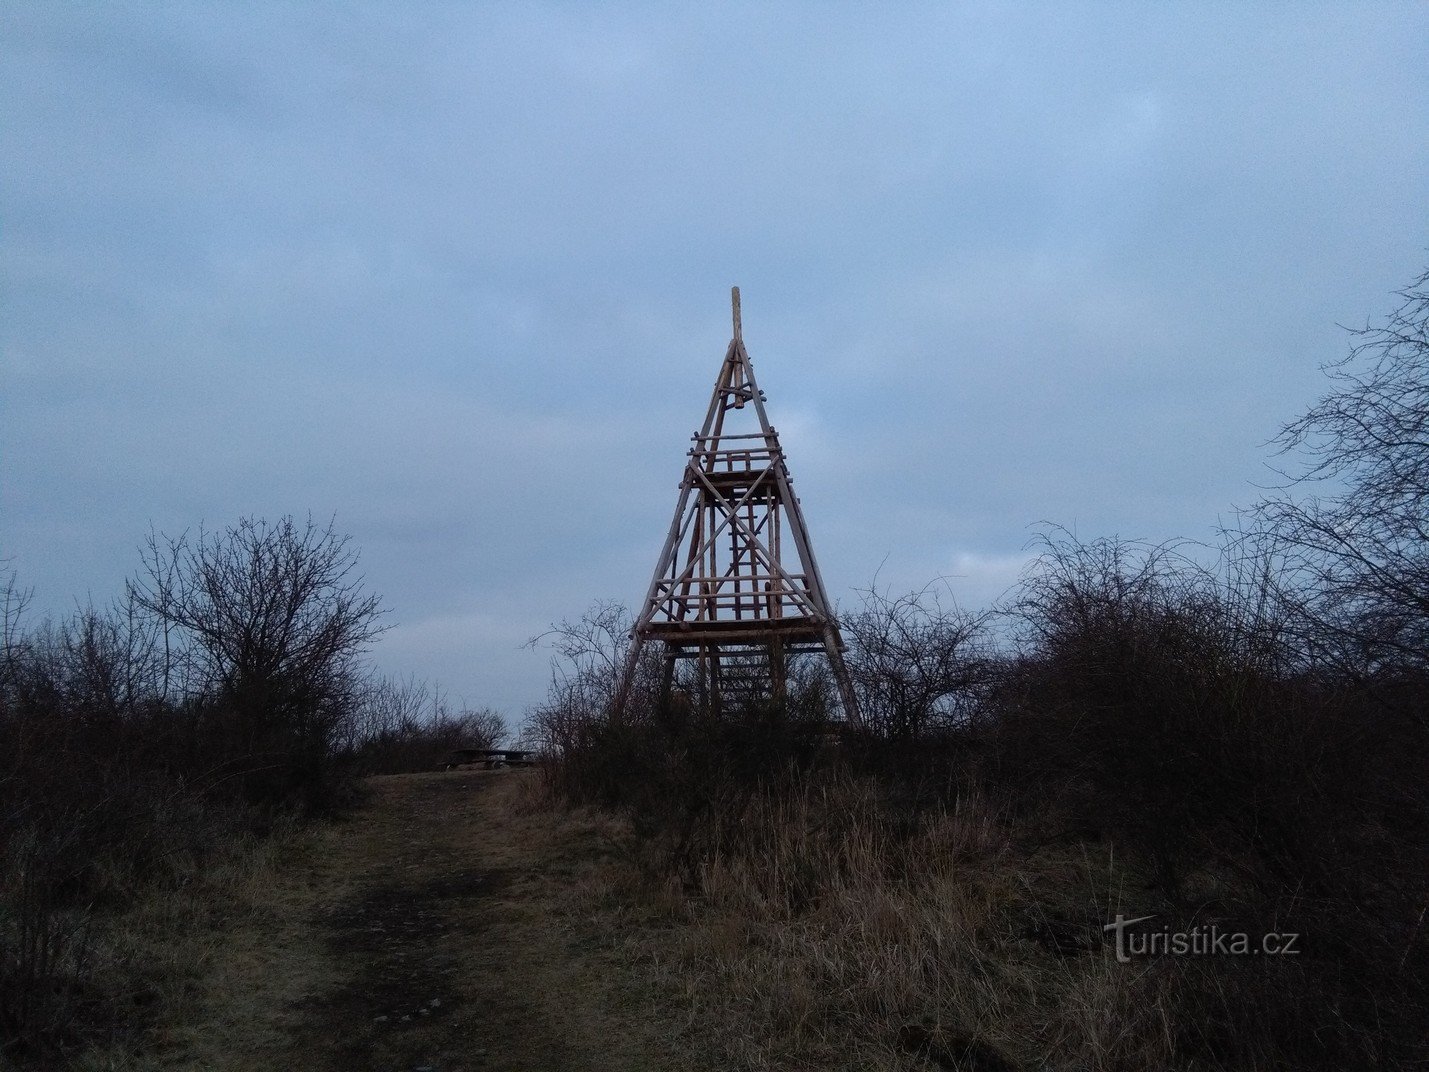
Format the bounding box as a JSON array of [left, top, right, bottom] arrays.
[[3, 2, 1426, 714]]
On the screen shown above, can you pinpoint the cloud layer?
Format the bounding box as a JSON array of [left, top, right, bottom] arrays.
[[4, 4, 1426, 714]]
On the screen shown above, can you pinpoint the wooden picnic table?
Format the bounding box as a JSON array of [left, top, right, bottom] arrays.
[[442, 748, 536, 771]]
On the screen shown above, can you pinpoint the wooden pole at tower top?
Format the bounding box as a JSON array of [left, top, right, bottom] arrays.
[[731, 286, 742, 342]]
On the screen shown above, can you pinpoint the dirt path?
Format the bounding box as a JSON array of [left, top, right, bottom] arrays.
[[167, 771, 697, 1072]]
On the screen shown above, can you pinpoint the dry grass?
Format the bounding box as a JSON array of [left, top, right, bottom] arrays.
[[584, 774, 1302, 1072], [19, 817, 324, 1072], [641, 781, 1040, 1069], [26, 766, 1393, 1071]]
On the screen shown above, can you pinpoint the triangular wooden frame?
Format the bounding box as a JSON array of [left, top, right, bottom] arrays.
[[620, 288, 860, 722]]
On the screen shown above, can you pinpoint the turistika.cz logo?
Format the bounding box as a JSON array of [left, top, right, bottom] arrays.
[[1103, 914, 1301, 964]]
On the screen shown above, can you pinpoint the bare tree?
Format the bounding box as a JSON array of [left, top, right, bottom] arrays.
[[344, 672, 431, 752], [0, 568, 31, 695], [842, 583, 990, 739], [1259, 266, 1429, 675], [341, 673, 508, 773], [528, 601, 636, 740], [43, 606, 161, 721], [530, 600, 634, 695], [455, 706, 508, 750], [127, 515, 386, 764]]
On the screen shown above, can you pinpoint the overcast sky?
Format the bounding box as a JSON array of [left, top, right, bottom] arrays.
[[3, 3, 1426, 717]]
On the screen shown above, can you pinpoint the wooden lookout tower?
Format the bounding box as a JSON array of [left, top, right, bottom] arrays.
[[621, 288, 861, 722]]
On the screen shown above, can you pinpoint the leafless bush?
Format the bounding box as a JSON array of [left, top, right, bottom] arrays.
[[0, 599, 232, 1059], [983, 527, 1429, 1065], [527, 600, 656, 744], [1, 516, 394, 1058], [0, 801, 96, 1052], [1257, 266, 1429, 677], [525, 601, 672, 798], [127, 515, 387, 809], [129, 516, 386, 699], [342, 674, 508, 773], [1000, 531, 1340, 871], [842, 582, 992, 740]]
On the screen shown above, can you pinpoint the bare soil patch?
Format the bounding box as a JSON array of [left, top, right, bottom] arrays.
[[145, 771, 700, 1072]]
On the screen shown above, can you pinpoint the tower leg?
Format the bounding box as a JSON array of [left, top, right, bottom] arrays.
[[708, 645, 724, 717], [822, 627, 861, 727], [659, 650, 676, 710], [613, 634, 644, 723], [695, 645, 710, 712], [769, 637, 787, 703]]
